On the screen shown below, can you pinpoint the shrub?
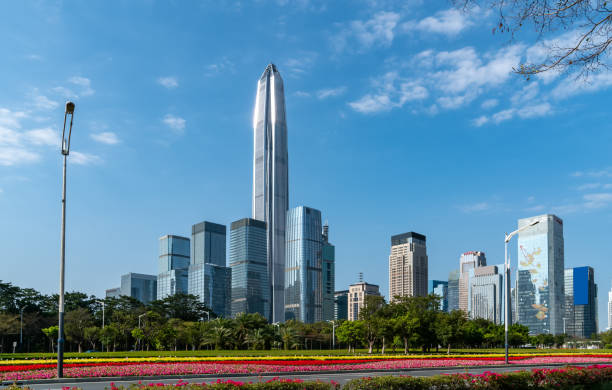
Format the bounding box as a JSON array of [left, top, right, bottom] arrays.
[[111, 379, 339, 390]]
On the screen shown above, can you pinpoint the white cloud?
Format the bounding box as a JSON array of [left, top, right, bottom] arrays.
[[316, 86, 347, 99], [577, 183, 602, 191], [583, 193, 612, 209], [0, 147, 39, 166], [157, 76, 178, 89], [0, 108, 27, 129], [163, 114, 186, 134], [69, 76, 95, 96], [31, 91, 59, 111], [70, 151, 101, 165], [571, 168, 612, 178], [349, 94, 393, 113], [294, 91, 311, 98], [402, 8, 475, 36], [283, 52, 317, 76], [205, 58, 235, 76], [460, 202, 490, 213], [517, 102, 552, 118], [23, 128, 59, 146], [481, 99, 498, 109], [472, 115, 488, 127], [349, 72, 428, 113], [551, 72, 612, 99], [333, 11, 400, 53], [510, 82, 539, 106], [91, 132, 120, 145]]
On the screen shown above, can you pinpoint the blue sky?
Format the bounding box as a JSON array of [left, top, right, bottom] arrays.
[[1, 1, 611, 327]]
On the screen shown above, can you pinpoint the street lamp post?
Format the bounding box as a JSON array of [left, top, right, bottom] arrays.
[[96, 300, 105, 351], [327, 320, 336, 350], [504, 219, 539, 364], [19, 307, 23, 351], [57, 101, 75, 378], [138, 313, 147, 351]]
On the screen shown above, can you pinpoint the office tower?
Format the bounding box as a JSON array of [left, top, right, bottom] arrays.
[[517, 214, 564, 335], [105, 287, 121, 299], [608, 286, 612, 331], [120, 273, 157, 304], [564, 267, 597, 338], [157, 235, 190, 299], [188, 221, 232, 317], [468, 265, 503, 324], [348, 281, 380, 321], [252, 63, 289, 323], [447, 270, 460, 312], [334, 290, 349, 320], [285, 206, 322, 323], [429, 280, 448, 312], [511, 287, 517, 324], [389, 232, 428, 300], [321, 223, 336, 321], [191, 221, 226, 267], [459, 251, 487, 312], [229, 218, 270, 319]]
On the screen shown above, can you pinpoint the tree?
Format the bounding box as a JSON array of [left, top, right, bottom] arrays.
[[84, 326, 101, 350], [436, 310, 467, 354], [42, 325, 58, 352], [149, 293, 212, 321], [457, 0, 611, 77], [278, 325, 298, 351], [359, 295, 385, 354], [336, 320, 364, 353], [100, 324, 120, 352], [65, 307, 93, 352], [508, 323, 530, 347]]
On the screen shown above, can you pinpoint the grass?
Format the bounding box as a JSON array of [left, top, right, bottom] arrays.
[[1, 348, 610, 360]]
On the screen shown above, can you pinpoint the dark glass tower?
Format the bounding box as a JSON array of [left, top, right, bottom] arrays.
[[252, 64, 289, 323]]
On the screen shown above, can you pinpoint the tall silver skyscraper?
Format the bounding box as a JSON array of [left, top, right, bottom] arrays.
[[252, 63, 289, 323]]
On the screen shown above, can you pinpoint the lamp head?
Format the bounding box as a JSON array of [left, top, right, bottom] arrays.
[[65, 101, 75, 114], [529, 220, 540, 227]]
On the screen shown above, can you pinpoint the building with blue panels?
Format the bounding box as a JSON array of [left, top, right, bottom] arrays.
[[285, 206, 323, 323], [468, 265, 503, 324], [428, 280, 448, 312], [334, 290, 348, 320], [447, 270, 460, 312], [120, 273, 157, 304], [157, 235, 190, 299], [191, 221, 226, 267], [564, 266, 597, 338], [229, 218, 270, 319], [321, 223, 336, 321]]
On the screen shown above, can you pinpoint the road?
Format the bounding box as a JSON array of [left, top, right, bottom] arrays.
[[11, 363, 604, 390]]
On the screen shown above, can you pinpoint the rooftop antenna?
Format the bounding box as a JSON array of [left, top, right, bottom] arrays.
[[358, 272, 364, 283]]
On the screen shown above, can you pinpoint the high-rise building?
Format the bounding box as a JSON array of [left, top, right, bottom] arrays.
[[564, 267, 597, 338], [120, 273, 157, 304], [608, 285, 612, 331], [252, 63, 289, 323], [348, 281, 380, 321], [447, 270, 460, 312], [284, 206, 322, 323], [188, 221, 232, 317], [517, 214, 564, 335], [334, 290, 348, 321], [468, 265, 503, 324], [389, 232, 428, 300], [321, 223, 336, 322], [429, 280, 448, 312], [158, 235, 190, 299], [229, 218, 270, 319], [190, 221, 226, 267], [105, 287, 121, 298], [459, 251, 486, 312]]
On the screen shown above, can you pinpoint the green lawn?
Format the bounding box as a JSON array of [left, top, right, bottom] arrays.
[[1, 348, 610, 360]]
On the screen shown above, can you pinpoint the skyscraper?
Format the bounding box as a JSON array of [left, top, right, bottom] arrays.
[[229, 218, 270, 319], [517, 214, 564, 335], [564, 267, 597, 338], [158, 235, 190, 299], [120, 273, 157, 304], [348, 281, 380, 321], [447, 269, 460, 312], [608, 285, 612, 331], [468, 265, 503, 324], [459, 251, 486, 312], [188, 221, 232, 317], [388, 232, 428, 300], [334, 290, 348, 321], [429, 280, 448, 312], [284, 206, 322, 323], [321, 223, 336, 321], [252, 63, 289, 323]]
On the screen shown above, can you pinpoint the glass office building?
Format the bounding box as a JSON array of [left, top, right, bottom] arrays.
[[468, 265, 503, 324], [105, 287, 121, 298], [191, 221, 226, 267], [564, 267, 597, 338], [157, 235, 190, 299], [321, 223, 335, 321], [229, 218, 270, 319], [517, 214, 564, 335], [285, 206, 322, 323], [447, 270, 460, 312], [120, 273, 157, 304], [429, 280, 448, 312], [252, 64, 289, 324], [334, 290, 348, 320]]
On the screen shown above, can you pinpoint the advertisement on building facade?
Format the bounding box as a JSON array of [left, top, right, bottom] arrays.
[[518, 233, 549, 325]]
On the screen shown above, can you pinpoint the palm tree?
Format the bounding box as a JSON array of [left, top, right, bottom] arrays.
[[279, 326, 297, 351], [207, 319, 231, 350]]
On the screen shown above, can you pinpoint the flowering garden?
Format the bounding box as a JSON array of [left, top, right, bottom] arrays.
[[2, 353, 612, 382]]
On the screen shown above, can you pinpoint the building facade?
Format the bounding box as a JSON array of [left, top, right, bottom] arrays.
[[609, 286, 612, 331], [190, 221, 226, 267], [334, 290, 348, 321], [157, 235, 190, 299], [229, 218, 270, 319], [564, 267, 597, 338], [388, 232, 428, 300], [348, 282, 380, 321], [321, 223, 336, 322], [459, 251, 487, 312], [429, 280, 448, 312], [252, 63, 289, 324], [447, 269, 460, 312], [120, 273, 157, 304], [105, 287, 121, 298], [284, 206, 322, 323], [468, 265, 503, 324], [517, 214, 565, 335]]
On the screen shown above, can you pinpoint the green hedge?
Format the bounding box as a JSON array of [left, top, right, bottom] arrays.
[[344, 366, 612, 389]]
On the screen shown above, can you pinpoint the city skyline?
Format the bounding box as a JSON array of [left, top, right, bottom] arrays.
[[1, 1, 611, 328]]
